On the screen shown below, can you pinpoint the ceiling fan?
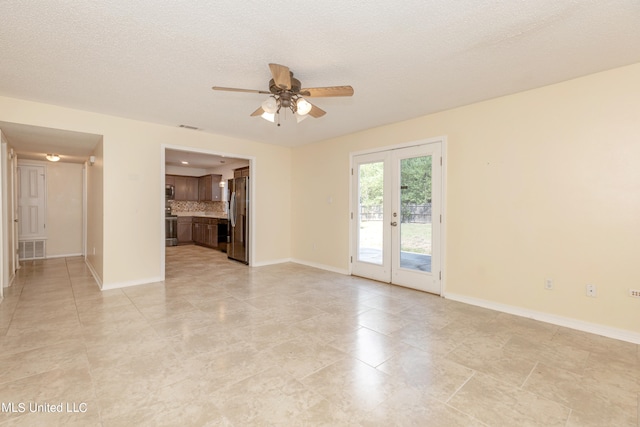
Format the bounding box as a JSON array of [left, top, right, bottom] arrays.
[[212, 63, 354, 125]]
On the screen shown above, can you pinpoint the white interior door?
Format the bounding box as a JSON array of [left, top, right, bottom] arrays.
[[17, 165, 46, 239], [352, 143, 442, 294]]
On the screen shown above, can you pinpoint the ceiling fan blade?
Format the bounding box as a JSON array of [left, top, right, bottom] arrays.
[[308, 103, 326, 118], [300, 86, 354, 97], [268, 63, 291, 90], [250, 106, 264, 117], [212, 86, 270, 94]]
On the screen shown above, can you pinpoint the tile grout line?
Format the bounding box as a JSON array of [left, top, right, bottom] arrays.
[[445, 369, 475, 404], [442, 371, 491, 426], [564, 408, 573, 427], [64, 257, 106, 425], [520, 360, 539, 389]]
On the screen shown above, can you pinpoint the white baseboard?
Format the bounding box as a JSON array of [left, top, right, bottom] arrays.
[[46, 253, 83, 259], [100, 276, 163, 291], [250, 257, 350, 275], [251, 258, 292, 267], [84, 257, 103, 289], [444, 292, 640, 345], [290, 258, 350, 275]]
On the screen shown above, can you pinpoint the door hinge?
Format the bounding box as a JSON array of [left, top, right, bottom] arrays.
[[440, 157, 442, 166], [439, 271, 442, 280], [351, 168, 354, 175], [439, 214, 442, 223], [350, 212, 353, 219], [350, 256, 353, 263]]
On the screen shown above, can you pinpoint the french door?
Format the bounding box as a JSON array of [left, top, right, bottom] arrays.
[[351, 143, 442, 294]]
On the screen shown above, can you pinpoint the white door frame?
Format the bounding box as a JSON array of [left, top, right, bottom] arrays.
[[11, 149, 18, 276], [349, 137, 447, 294], [0, 141, 5, 297]]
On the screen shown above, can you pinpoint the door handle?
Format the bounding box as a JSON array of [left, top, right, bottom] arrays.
[[390, 221, 398, 226]]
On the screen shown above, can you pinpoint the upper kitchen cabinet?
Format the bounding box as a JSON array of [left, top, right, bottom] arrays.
[[171, 175, 199, 201], [198, 174, 222, 201], [233, 167, 250, 178]]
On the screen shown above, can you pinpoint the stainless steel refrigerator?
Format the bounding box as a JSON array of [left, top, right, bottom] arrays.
[[228, 177, 249, 264]]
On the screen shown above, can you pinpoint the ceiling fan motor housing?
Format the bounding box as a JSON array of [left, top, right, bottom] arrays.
[[268, 73, 302, 94]]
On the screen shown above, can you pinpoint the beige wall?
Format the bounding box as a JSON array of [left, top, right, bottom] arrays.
[[86, 140, 103, 283], [292, 62, 640, 334], [0, 96, 292, 288], [45, 162, 84, 257]]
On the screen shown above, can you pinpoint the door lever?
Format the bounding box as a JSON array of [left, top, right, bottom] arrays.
[[390, 221, 397, 226]]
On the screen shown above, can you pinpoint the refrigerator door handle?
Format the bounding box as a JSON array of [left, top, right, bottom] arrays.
[[230, 191, 236, 228]]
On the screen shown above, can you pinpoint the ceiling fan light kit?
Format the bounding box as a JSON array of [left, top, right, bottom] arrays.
[[296, 98, 312, 115], [261, 111, 276, 123], [261, 97, 278, 114], [213, 63, 354, 126]]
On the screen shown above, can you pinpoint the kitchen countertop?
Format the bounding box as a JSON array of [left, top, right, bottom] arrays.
[[174, 212, 228, 219]]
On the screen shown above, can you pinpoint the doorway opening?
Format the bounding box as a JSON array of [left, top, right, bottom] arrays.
[[0, 122, 102, 293], [161, 145, 255, 279]]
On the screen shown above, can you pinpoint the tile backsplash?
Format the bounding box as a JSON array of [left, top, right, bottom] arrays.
[[170, 201, 226, 213]]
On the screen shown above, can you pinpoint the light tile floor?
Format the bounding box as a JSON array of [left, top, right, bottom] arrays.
[[0, 246, 638, 426]]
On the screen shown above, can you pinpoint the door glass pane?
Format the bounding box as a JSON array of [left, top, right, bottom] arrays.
[[399, 155, 432, 272], [358, 161, 384, 265]]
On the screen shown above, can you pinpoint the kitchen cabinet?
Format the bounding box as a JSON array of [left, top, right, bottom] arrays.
[[233, 167, 250, 178], [177, 217, 193, 244], [171, 175, 199, 201], [193, 217, 218, 248], [165, 175, 175, 187], [198, 174, 222, 201]]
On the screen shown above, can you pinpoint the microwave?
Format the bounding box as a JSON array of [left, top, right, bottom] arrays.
[[165, 184, 175, 199]]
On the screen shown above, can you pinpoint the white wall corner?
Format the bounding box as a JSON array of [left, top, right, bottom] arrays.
[[84, 257, 103, 290], [100, 276, 164, 291]]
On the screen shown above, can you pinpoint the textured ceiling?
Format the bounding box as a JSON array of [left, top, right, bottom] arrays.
[[1, 1, 640, 148]]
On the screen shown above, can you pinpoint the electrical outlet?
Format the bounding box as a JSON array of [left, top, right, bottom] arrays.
[[544, 279, 553, 290], [629, 289, 640, 298], [586, 284, 597, 297]]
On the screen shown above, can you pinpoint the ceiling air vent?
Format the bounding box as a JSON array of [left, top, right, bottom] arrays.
[[178, 124, 199, 130]]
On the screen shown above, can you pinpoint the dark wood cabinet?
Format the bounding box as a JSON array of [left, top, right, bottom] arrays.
[[173, 176, 187, 200], [233, 167, 250, 178], [169, 175, 199, 201], [167, 174, 223, 201], [193, 217, 218, 248], [198, 174, 222, 201], [177, 217, 193, 244], [186, 177, 199, 200]]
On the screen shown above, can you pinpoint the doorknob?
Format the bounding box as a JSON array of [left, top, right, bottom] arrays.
[[390, 221, 397, 226]]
